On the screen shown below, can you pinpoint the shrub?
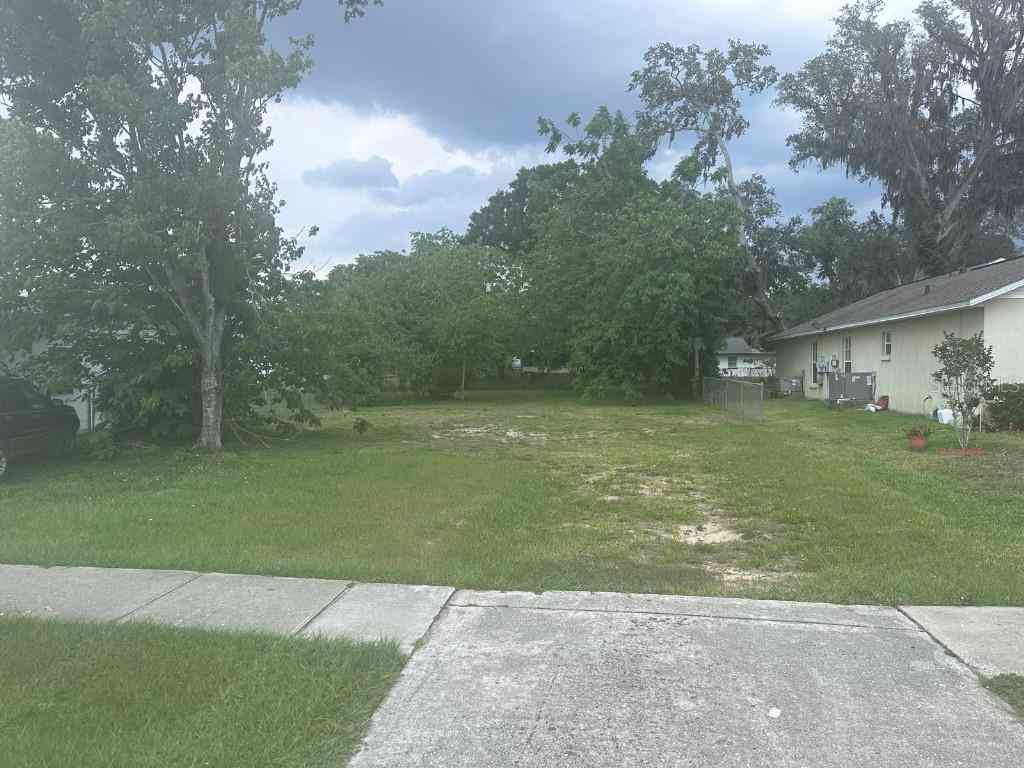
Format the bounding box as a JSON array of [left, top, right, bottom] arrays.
[[932, 332, 995, 449], [987, 383, 1024, 431], [76, 429, 117, 461]]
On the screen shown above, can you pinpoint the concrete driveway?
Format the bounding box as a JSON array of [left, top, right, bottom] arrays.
[[351, 590, 1024, 768]]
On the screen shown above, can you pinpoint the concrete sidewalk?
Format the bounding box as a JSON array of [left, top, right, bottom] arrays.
[[0, 563, 452, 652], [352, 591, 1024, 767], [3, 564, 1023, 766]]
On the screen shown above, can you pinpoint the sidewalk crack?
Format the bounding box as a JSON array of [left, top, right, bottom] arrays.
[[114, 572, 202, 623]]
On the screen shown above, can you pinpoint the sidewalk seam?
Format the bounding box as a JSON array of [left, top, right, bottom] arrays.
[[292, 582, 356, 636], [114, 571, 203, 623], [449, 601, 919, 632], [895, 606, 981, 675], [409, 588, 457, 656]]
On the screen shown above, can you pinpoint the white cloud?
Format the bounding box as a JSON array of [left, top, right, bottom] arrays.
[[263, 97, 546, 273]]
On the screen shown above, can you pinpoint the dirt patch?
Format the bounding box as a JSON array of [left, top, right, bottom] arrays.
[[560, 521, 597, 530], [675, 521, 743, 545], [704, 562, 792, 584], [431, 424, 548, 442], [502, 430, 549, 442], [633, 475, 672, 497], [432, 425, 499, 439], [583, 468, 673, 498]]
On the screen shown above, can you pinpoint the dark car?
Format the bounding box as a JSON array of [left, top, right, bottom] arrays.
[[0, 377, 80, 479]]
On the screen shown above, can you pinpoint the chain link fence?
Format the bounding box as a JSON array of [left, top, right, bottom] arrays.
[[702, 377, 765, 421]]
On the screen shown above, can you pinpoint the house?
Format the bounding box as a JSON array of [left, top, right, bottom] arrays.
[[717, 337, 776, 377], [769, 258, 1024, 413]]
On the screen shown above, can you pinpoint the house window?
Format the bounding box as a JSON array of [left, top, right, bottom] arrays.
[[811, 341, 819, 384], [727, 356, 738, 369], [843, 336, 853, 374], [881, 331, 893, 361]]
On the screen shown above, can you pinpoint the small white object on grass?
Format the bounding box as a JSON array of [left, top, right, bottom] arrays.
[[768, 707, 782, 719]]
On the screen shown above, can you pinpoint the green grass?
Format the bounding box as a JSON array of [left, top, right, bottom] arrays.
[[2, 391, 1023, 604], [984, 675, 1024, 719], [0, 617, 405, 768]]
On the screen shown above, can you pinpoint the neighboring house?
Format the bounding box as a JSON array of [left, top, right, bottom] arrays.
[[717, 337, 776, 377], [1, 340, 99, 433], [769, 258, 1024, 413]]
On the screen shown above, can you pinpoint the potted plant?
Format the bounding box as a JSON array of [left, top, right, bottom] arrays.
[[904, 424, 933, 452]]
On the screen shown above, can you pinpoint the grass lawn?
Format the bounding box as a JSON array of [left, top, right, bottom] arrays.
[[0, 617, 404, 768], [1, 391, 1022, 605], [984, 675, 1024, 719]]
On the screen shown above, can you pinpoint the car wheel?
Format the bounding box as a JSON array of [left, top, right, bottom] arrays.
[[0, 449, 7, 481]]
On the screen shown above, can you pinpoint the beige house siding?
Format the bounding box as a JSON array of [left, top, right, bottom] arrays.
[[985, 288, 1024, 384], [772, 308, 985, 414]]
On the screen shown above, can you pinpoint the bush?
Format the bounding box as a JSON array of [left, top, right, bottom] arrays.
[[76, 429, 117, 461], [987, 383, 1024, 431]]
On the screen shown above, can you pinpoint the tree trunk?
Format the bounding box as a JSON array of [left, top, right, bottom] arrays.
[[197, 351, 223, 449], [194, 295, 226, 449]]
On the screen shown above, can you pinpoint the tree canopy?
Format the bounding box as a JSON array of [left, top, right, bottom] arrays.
[[0, 0, 374, 446], [777, 0, 1024, 275]]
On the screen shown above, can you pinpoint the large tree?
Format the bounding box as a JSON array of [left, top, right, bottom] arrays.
[[628, 40, 786, 331], [777, 0, 1024, 275], [465, 161, 578, 259], [797, 198, 919, 306], [535, 109, 745, 398], [0, 0, 375, 448]]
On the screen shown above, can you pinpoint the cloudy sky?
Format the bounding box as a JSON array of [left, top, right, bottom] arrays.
[[265, 0, 919, 272]]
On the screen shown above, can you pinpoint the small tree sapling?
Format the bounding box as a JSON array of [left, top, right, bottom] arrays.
[[932, 332, 995, 449]]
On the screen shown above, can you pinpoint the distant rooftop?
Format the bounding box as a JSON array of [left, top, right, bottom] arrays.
[[719, 337, 773, 356], [770, 258, 1024, 342]]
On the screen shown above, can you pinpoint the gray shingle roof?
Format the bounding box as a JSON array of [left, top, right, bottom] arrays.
[[769, 258, 1024, 342], [719, 337, 773, 355]]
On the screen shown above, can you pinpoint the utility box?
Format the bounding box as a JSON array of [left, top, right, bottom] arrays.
[[825, 371, 876, 406]]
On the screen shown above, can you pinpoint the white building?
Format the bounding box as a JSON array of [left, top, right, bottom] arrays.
[[717, 337, 776, 377], [769, 259, 1024, 414]]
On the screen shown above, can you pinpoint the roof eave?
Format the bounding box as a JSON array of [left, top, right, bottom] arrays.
[[969, 277, 1024, 306], [768, 302, 970, 343], [767, 274, 1024, 344]]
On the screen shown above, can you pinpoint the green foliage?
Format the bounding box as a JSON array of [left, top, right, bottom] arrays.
[[986, 384, 1024, 432], [626, 39, 786, 333], [629, 40, 777, 178], [323, 234, 513, 398], [932, 332, 996, 448], [0, 0, 375, 447], [76, 429, 118, 461], [465, 161, 577, 257], [534, 110, 744, 399]]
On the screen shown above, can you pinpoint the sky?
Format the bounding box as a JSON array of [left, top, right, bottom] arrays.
[[264, 0, 920, 273]]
